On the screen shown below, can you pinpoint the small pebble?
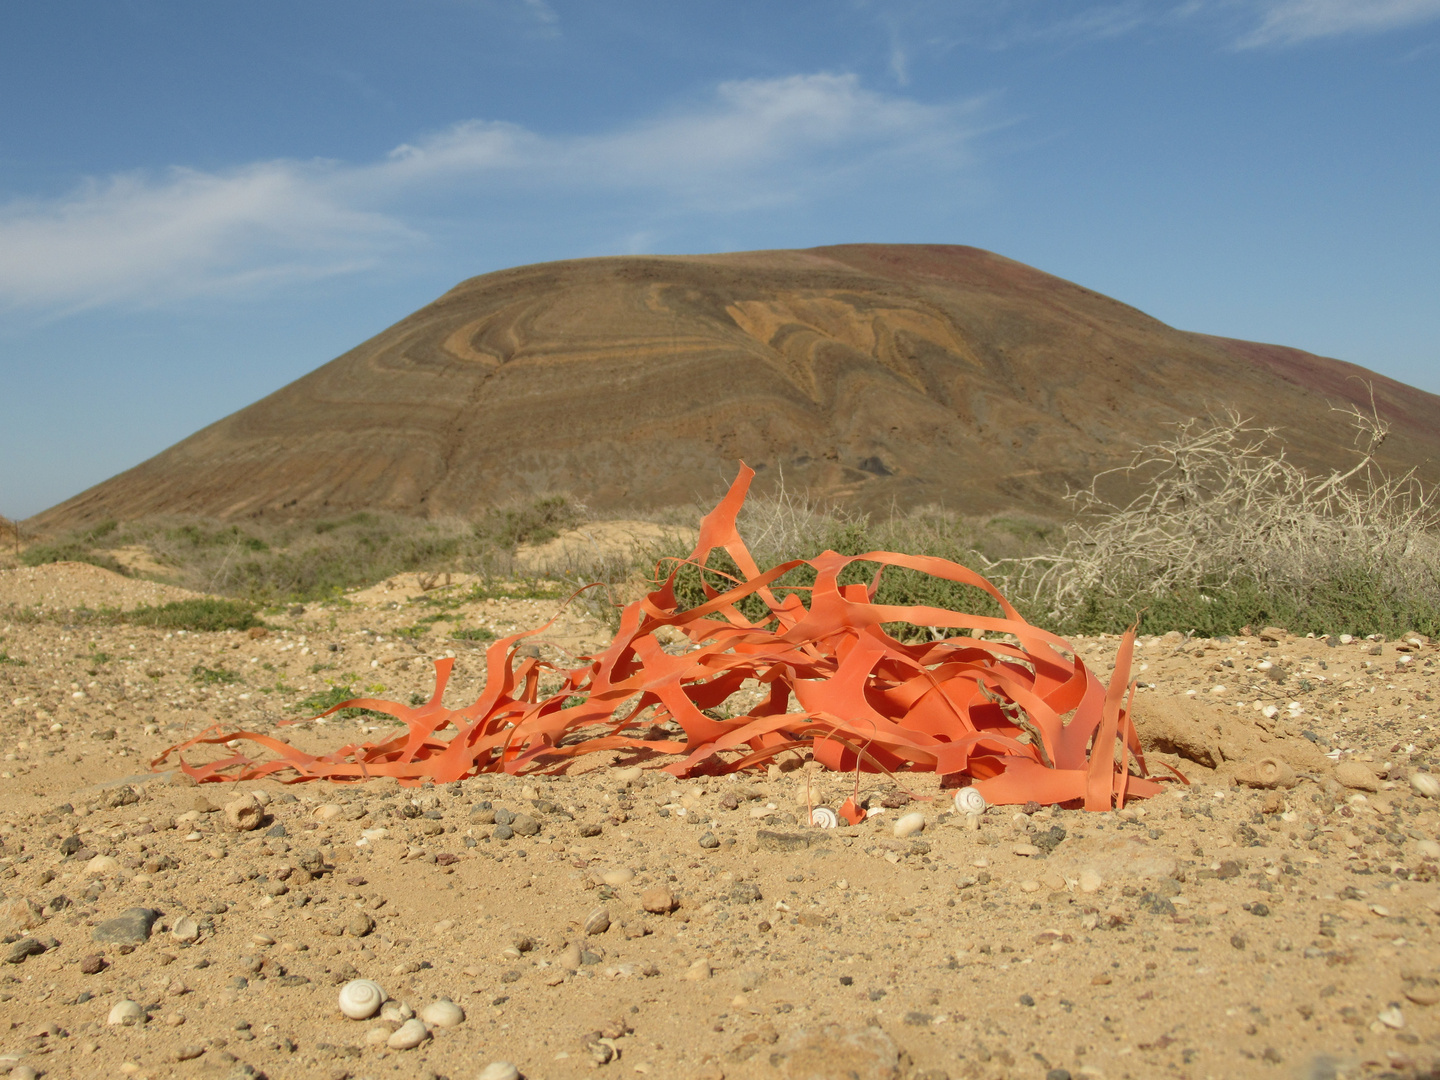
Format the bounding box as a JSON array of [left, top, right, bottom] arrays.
[[476, 1062, 521, 1080]]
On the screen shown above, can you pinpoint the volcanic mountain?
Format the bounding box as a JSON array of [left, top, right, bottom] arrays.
[[27, 244, 1440, 530]]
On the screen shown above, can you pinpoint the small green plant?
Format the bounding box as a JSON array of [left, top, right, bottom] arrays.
[[126, 598, 262, 633], [450, 626, 497, 642], [88, 650, 112, 666], [190, 664, 241, 685], [294, 678, 391, 720], [0, 649, 25, 666], [394, 624, 429, 640]]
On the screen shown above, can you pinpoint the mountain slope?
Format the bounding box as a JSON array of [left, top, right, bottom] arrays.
[[27, 244, 1440, 530]]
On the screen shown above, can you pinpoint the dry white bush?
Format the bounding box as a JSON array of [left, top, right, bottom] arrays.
[[1005, 398, 1440, 621]]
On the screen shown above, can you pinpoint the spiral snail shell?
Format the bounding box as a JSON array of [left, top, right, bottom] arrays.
[[954, 788, 987, 816], [337, 978, 386, 1020], [809, 806, 839, 829]]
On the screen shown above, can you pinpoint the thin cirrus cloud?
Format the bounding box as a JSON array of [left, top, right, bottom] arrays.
[[869, 0, 1440, 51], [1235, 0, 1440, 47], [0, 74, 980, 314]]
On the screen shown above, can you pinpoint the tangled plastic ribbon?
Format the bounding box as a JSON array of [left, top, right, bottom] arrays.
[[154, 465, 1175, 809]]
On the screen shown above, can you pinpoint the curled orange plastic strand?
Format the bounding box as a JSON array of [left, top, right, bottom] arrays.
[[153, 465, 1175, 808]]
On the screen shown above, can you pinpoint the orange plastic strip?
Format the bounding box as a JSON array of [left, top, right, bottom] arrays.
[[152, 465, 1179, 807]]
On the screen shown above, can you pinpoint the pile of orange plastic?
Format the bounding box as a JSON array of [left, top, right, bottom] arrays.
[[155, 466, 1172, 809]]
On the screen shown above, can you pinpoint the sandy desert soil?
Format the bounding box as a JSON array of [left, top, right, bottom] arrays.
[[1, 565, 1439, 1080]]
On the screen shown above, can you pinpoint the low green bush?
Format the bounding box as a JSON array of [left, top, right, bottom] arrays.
[[125, 598, 262, 632]]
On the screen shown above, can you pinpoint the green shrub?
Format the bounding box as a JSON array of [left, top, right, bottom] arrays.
[[475, 495, 585, 550], [450, 626, 497, 641], [20, 541, 127, 575], [125, 598, 262, 632]]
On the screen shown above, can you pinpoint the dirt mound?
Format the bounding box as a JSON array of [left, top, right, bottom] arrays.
[[26, 244, 1440, 531], [1133, 691, 1334, 780], [0, 561, 207, 612], [512, 520, 697, 576]]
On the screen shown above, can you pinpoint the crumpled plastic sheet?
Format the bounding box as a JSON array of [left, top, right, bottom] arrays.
[[154, 465, 1175, 809]]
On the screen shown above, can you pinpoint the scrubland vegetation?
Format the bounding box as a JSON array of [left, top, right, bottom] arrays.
[[10, 404, 1437, 638]]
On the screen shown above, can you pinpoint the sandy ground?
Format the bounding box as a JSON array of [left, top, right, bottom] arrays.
[[1, 564, 1439, 1080]]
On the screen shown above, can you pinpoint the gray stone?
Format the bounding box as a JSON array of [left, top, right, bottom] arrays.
[[510, 814, 539, 837], [92, 907, 161, 945], [4, 937, 46, 964]]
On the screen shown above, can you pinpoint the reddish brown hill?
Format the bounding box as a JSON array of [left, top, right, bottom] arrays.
[[26, 244, 1440, 530]]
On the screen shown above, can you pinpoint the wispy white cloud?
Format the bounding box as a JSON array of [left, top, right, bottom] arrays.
[[0, 75, 981, 312], [0, 163, 414, 312], [1235, 0, 1440, 47], [859, 0, 1440, 53]]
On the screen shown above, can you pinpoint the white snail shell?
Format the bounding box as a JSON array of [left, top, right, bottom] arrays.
[[387, 1017, 431, 1050], [583, 906, 611, 935], [954, 788, 987, 816], [337, 978, 386, 1020], [107, 999, 145, 1026], [420, 998, 465, 1028], [893, 811, 926, 838], [477, 1063, 522, 1080], [809, 807, 839, 829], [1412, 772, 1440, 799], [380, 1000, 413, 1023]]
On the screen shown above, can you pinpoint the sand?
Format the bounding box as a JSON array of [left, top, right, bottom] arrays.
[[1, 563, 1439, 1080]]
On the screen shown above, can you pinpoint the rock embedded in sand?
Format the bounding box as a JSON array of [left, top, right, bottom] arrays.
[[1335, 761, 1381, 792], [558, 942, 583, 971], [476, 1062, 521, 1080], [0, 897, 44, 937], [641, 886, 676, 913], [4, 937, 46, 964], [92, 907, 161, 946], [773, 1023, 899, 1080], [1234, 757, 1298, 789], [224, 793, 264, 831]]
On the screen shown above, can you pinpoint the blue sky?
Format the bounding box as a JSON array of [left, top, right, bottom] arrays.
[[3, 0, 1438, 520]]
